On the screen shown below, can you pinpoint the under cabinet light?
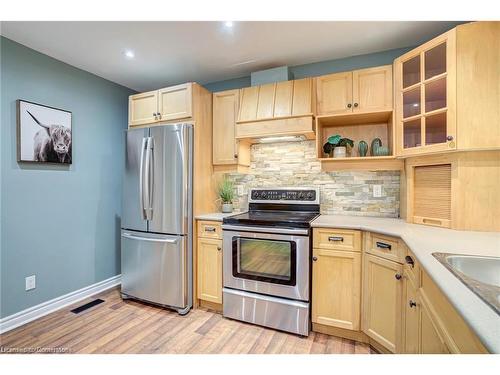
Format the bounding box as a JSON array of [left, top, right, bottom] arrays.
[[258, 135, 306, 144]]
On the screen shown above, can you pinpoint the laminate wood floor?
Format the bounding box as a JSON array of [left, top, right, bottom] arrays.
[[0, 287, 376, 354]]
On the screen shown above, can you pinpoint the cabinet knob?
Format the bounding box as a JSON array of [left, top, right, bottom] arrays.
[[353, 103, 359, 107], [446, 135, 454, 141], [157, 113, 161, 119], [409, 300, 417, 308], [234, 154, 238, 159], [395, 273, 402, 280], [312, 256, 318, 262], [405, 255, 415, 267], [347, 103, 352, 108], [217, 246, 222, 251]]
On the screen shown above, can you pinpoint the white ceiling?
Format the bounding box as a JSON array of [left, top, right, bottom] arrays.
[[1, 21, 462, 92]]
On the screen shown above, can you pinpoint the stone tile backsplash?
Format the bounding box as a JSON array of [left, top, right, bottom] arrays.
[[226, 140, 400, 217]]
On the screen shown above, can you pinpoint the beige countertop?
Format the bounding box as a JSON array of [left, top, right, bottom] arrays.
[[195, 211, 244, 221], [311, 215, 500, 353]]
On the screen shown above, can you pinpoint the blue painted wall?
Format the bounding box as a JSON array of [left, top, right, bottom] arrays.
[[203, 46, 414, 92], [0, 37, 134, 318]]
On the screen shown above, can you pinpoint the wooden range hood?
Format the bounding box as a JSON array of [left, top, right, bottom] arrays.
[[235, 77, 316, 142]]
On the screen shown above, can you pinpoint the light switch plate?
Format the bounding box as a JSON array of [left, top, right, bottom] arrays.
[[25, 275, 36, 291], [373, 185, 382, 198]]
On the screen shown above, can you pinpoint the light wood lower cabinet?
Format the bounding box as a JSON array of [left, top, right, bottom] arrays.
[[312, 248, 361, 331], [362, 253, 403, 353], [197, 237, 223, 304], [419, 291, 451, 354], [402, 272, 420, 353]]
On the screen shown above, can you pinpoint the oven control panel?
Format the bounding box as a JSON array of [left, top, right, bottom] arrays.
[[250, 189, 318, 203]]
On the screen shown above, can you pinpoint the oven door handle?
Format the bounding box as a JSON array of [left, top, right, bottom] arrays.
[[221, 224, 309, 235]]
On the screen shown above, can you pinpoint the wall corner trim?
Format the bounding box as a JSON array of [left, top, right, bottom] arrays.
[[0, 275, 121, 334]]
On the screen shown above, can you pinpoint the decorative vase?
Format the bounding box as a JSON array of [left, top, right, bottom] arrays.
[[374, 146, 390, 156], [358, 141, 368, 157], [221, 203, 233, 213], [333, 146, 347, 158], [371, 138, 382, 156]]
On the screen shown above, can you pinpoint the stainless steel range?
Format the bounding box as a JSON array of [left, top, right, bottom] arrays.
[[222, 187, 320, 336]]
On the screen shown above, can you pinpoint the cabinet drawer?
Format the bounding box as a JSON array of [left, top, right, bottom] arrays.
[[313, 228, 361, 252], [365, 232, 405, 263], [197, 221, 222, 239]]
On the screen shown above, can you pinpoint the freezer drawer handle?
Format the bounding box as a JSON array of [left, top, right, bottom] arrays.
[[122, 233, 179, 244]]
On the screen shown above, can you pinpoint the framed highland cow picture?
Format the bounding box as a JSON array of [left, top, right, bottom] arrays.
[[17, 100, 72, 164]]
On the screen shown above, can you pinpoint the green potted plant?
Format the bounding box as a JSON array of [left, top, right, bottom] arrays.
[[218, 178, 235, 213], [323, 135, 354, 158]]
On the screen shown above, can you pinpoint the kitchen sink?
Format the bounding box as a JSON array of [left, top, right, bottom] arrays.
[[433, 253, 500, 314]]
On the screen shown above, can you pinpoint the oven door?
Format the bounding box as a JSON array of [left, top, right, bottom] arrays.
[[222, 227, 310, 301]]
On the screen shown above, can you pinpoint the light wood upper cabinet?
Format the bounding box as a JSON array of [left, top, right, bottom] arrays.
[[395, 22, 500, 157], [316, 71, 353, 115], [362, 253, 403, 353], [315, 65, 392, 116], [129, 90, 159, 127], [312, 248, 361, 331], [237, 78, 314, 123], [128, 83, 193, 127], [353, 65, 392, 112], [197, 236, 223, 304], [158, 83, 192, 121], [213, 90, 239, 165]]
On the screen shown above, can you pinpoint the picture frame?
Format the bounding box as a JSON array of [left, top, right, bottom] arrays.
[[16, 99, 73, 164]]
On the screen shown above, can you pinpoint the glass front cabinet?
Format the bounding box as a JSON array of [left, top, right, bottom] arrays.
[[394, 29, 456, 156]]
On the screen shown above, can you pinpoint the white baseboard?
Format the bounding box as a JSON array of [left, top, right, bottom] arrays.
[[0, 274, 121, 334]]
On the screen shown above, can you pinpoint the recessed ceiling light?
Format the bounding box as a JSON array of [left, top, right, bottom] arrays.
[[224, 21, 234, 28], [124, 50, 135, 59]]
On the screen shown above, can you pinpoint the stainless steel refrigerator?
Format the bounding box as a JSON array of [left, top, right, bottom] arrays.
[[121, 123, 193, 315]]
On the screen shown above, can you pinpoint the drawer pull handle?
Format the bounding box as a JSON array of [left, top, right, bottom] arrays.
[[205, 227, 216, 232], [328, 236, 344, 242], [376, 241, 391, 250], [405, 255, 415, 267], [409, 300, 417, 308]]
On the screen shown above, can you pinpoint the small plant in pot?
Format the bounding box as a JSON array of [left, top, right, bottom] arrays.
[[218, 178, 235, 213], [323, 135, 354, 158]]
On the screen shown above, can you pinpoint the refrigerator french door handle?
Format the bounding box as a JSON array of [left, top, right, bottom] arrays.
[[144, 137, 153, 220], [148, 136, 154, 219], [139, 137, 147, 220]]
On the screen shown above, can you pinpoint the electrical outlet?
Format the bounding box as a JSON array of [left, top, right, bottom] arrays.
[[237, 186, 244, 196], [373, 185, 383, 198], [25, 275, 36, 291]]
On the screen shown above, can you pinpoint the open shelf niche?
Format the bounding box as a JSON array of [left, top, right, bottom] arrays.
[[315, 111, 403, 171]]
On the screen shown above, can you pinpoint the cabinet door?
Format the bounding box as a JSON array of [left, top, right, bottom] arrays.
[[312, 249, 361, 330], [352, 65, 392, 113], [403, 275, 420, 353], [316, 71, 353, 115], [213, 90, 239, 165], [197, 237, 223, 304], [158, 83, 192, 121], [395, 29, 456, 156], [362, 254, 403, 353], [420, 297, 450, 353], [129, 90, 158, 127]]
